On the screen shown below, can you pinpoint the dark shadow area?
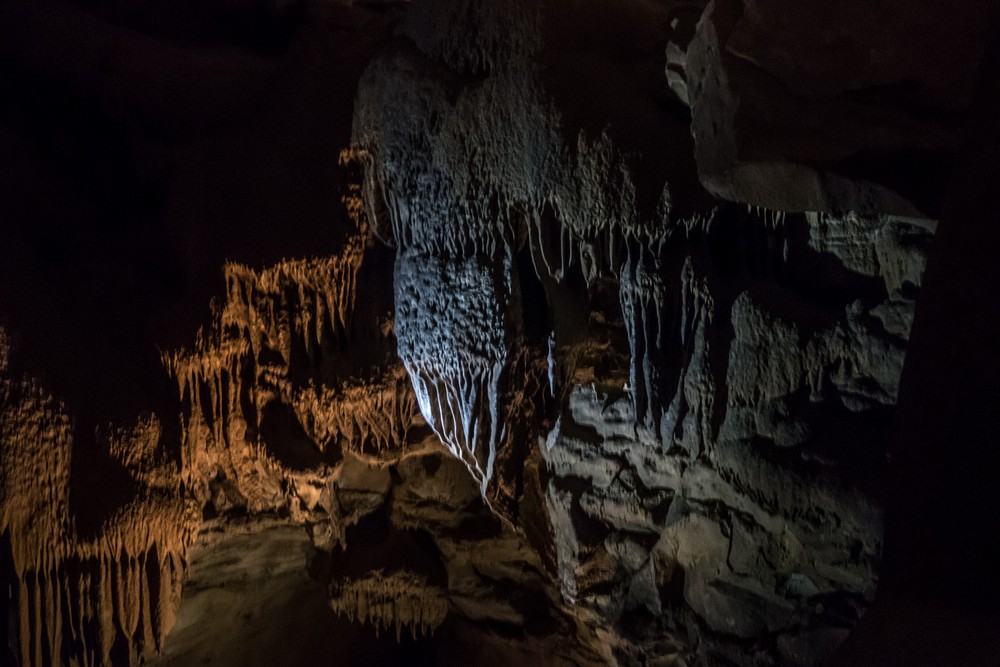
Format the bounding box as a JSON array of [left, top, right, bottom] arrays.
[[328, 506, 449, 587], [515, 244, 551, 345], [68, 439, 141, 540], [0, 0, 402, 430], [1, 532, 17, 666], [833, 13, 1000, 667], [827, 147, 954, 221], [259, 398, 328, 471], [541, 0, 713, 223], [153, 523, 437, 667]]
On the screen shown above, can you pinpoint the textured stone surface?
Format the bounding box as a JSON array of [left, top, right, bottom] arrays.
[[341, 2, 936, 663], [0, 336, 193, 666], [2, 0, 991, 665]]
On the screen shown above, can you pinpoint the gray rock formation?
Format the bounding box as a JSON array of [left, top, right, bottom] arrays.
[[343, 2, 936, 663]]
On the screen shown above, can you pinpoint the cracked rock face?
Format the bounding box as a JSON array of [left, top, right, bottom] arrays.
[[0, 0, 976, 665]]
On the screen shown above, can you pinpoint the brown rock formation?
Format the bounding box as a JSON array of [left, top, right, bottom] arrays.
[[1, 333, 194, 665]]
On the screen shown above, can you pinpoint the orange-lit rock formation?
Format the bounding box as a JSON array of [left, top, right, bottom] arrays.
[[1, 332, 193, 666]]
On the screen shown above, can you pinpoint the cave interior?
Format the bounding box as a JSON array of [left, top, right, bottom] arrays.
[[1, 0, 1000, 666]]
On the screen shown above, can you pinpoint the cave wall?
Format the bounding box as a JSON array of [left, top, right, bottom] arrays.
[[2, 0, 995, 665]]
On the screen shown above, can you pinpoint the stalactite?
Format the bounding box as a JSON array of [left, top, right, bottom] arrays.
[[663, 258, 715, 456], [620, 240, 669, 432], [294, 370, 421, 456], [158, 215, 374, 518], [744, 203, 786, 230], [9, 542, 188, 666], [0, 348, 194, 666], [394, 250, 514, 496], [327, 571, 449, 640], [404, 363, 506, 494]]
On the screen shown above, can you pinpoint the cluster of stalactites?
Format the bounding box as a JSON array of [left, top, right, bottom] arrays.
[[163, 333, 293, 516], [620, 243, 669, 432], [161, 224, 370, 482], [520, 129, 652, 285], [356, 104, 660, 279], [327, 570, 449, 641], [364, 179, 662, 290], [222, 244, 365, 364], [524, 192, 719, 292], [163, 224, 368, 389], [1, 383, 73, 565], [406, 363, 505, 495], [620, 240, 714, 442], [360, 141, 521, 493], [13, 539, 187, 667], [1, 345, 192, 666], [163, 338, 252, 470], [744, 203, 788, 229], [370, 174, 523, 261], [393, 251, 514, 496], [293, 371, 422, 456], [526, 201, 606, 287]]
